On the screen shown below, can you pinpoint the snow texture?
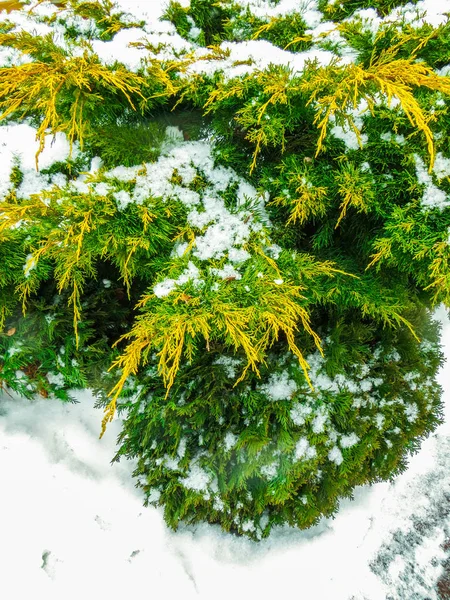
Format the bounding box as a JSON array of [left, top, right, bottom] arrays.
[[415, 155, 450, 211], [259, 371, 298, 401]]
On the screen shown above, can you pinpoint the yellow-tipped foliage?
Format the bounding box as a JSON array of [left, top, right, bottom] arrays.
[[0, 33, 147, 166], [334, 163, 374, 228], [204, 65, 297, 173], [100, 277, 327, 435], [301, 50, 450, 171], [0, 187, 172, 348], [270, 161, 328, 225], [367, 205, 450, 306]]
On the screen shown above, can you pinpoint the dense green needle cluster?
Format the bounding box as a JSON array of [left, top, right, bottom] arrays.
[[0, 0, 449, 538]]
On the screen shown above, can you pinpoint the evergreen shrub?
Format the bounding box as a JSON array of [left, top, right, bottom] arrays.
[[0, 0, 449, 538]]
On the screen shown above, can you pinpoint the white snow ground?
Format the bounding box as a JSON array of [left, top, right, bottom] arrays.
[[0, 306, 448, 600]]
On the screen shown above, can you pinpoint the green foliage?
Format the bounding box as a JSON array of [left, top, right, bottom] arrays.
[[367, 202, 450, 304], [202, 64, 311, 173], [101, 252, 342, 436], [30, 0, 146, 41], [0, 180, 178, 339], [162, 1, 193, 40], [163, 0, 234, 46], [163, 0, 311, 51], [318, 0, 419, 20], [0, 0, 449, 540], [113, 308, 444, 540], [9, 156, 24, 188], [0, 276, 134, 401], [40, 153, 89, 180], [68, 0, 145, 40], [226, 10, 312, 52], [84, 121, 166, 168], [0, 31, 150, 165], [198, 36, 450, 176], [254, 13, 311, 53], [300, 52, 450, 169]]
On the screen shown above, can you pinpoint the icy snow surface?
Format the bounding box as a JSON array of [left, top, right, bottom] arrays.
[[0, 307, 448, 600]]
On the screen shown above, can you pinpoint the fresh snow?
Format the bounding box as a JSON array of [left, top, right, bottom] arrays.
[[340, 432, 359, 448], [328, 445, 344, 466], [180, 462, 211, 493], [153, 261, 202, 298], [415, 154, 450, 211], [259, 370, 298, 401], [294, 436, 317, 460]]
